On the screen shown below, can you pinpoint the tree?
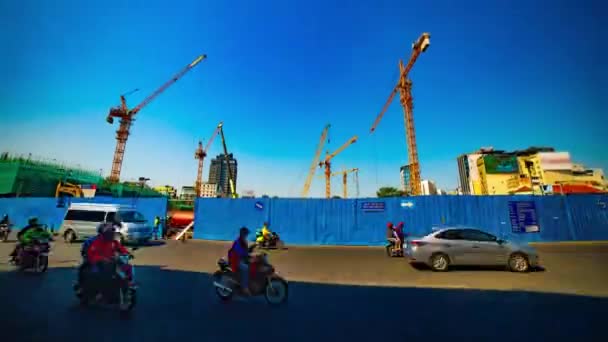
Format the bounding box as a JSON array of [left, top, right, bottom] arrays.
[[332, 195, 342, 199], [376, 186, 405, 198]]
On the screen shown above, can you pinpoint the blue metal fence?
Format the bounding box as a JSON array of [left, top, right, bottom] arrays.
[[1, 195, 606, 245], [194, 195, 608, 245], [0, 197, 168, 232]]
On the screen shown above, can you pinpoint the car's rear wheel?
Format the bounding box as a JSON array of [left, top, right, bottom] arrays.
[[430, 253, 450, 272], [508, 253, 530, 273]]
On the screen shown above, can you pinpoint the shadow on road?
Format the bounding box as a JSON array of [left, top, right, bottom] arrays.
[[409, 262, 547, 272], [0, 265, 604, 342]]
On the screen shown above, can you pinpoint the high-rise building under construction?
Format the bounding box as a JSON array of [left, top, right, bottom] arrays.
[[208, 153, 238, 197]]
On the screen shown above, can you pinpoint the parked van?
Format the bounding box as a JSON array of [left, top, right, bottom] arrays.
[[60, 203, 152, 244]]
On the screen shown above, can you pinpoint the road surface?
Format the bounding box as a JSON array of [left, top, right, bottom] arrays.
[[1, 239, 606, 341]]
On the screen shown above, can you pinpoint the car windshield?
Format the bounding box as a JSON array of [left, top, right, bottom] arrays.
[[117, 211, 146, 223]]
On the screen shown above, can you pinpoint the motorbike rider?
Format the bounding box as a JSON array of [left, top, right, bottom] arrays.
[[0, 214, 10, 235], [228, 227, 253, 296], [9, 217, 42, 260], [0, 214, 9, 225], [394, 222, 405, 251], [256, 222, 272, 245], [84, 223, 131, 297], [386, 222, 399, 251], [77, 223, 107, 286]]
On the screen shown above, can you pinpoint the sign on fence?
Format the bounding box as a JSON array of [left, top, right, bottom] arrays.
[[361, 202, 385, 212], [400, 200, 415, 209], [254, 201, 264, 210], [508, 201, 540, 233]]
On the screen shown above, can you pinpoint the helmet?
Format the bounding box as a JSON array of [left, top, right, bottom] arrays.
[[263, 222, 269, 227], [386, 222, 394, 228], [239, 227, 250, 236], [397, 222, 404, 228], [28, 217, 39, 225]]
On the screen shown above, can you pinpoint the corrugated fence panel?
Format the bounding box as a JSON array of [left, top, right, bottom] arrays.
[[194, 198, 269, 240], [267, 199, 322, 245], [1, 195, 606, 244], [565, 195, 608, 240], [0, 198, 66, 230], [195, 195, 608, 245], [0, 197, 168, 231]]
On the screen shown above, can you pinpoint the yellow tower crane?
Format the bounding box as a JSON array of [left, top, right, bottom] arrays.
[[370, 33, 430, 195], [194, 122, 221, 197], [302, 124, 330, 198], [330, 168, 359, 198], [319, 136, 358, 199]]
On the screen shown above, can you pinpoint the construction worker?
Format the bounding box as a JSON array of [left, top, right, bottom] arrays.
[[153, 216, 160, 240]]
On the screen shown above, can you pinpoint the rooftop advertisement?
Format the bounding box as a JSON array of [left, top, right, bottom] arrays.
[[483, 155, 519, 174]]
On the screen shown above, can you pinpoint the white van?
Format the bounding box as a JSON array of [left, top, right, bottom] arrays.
[[60, 203, 153, 244]]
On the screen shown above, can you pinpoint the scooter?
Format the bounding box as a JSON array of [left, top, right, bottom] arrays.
[[0, 224, 11, 242], [213, 244, 288, 305], [74, 247, 139, 313], [386, 239, 404, 257]]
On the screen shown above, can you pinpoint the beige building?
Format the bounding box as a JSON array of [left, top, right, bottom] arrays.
[[420, 180, 438, 195], [199, 182, 218, 198]]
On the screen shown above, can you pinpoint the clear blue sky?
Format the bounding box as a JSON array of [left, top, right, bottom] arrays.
[[0, 0, 605, 197]]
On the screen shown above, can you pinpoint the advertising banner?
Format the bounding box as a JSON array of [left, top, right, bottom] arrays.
[[484, 155, 519, 174], [538, 152, 572, 171]]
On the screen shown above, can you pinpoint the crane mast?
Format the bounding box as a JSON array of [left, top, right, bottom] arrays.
[[194, 123, 221, 197], [319, 136, 358, 199], [302, 124, 330, 197], [330, 168, 359, 198], [369, 33, 430, 195], [106, 54, 207, 183], [217, 123, 237, 198]]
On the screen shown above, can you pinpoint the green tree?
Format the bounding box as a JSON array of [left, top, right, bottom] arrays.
[[376, 186, 405, 198]]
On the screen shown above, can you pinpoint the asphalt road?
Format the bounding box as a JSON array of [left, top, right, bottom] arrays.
[[1, 239, 607, 342]]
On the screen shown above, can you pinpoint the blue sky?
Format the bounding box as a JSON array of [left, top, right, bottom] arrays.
[[0, 0, 605, 197]]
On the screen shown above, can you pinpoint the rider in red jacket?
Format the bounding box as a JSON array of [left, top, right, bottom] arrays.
[[87, 227, 129, 264]]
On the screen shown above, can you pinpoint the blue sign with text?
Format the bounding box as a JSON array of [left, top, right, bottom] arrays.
[[508, 201, 540, 233], [254, 201, 264, 210], [361, 202, 385, 212]]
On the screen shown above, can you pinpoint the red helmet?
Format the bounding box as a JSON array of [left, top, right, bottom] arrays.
[[386, 222, 394, 228], [397, 222, 404, 228]]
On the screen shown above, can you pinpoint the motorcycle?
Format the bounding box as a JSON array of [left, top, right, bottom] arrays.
[[213, 244, 288, 305], [11, 237, 51, 273], [0, 224, 11, 242], [255, 231, 285, 250], [386, 239, 404, 257], [74, 247, 139, 313]]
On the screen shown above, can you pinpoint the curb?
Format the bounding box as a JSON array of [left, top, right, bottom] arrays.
[[530, 241, 608, 246]]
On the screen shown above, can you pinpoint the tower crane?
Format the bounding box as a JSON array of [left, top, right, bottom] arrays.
[[106, 54, 207, 183], [194, 122, 222, 197], [330, 168, 359, 198], [319, 135, 358, 199], [302, 124, 330, 197], [217, 122, 238, 198], [370, 33, 430, 195]]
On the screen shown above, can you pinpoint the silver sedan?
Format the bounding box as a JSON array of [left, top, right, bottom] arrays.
[[404, 228, 540, 272]]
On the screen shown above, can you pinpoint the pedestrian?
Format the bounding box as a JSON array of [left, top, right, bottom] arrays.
[[160, 216, 166, 240], [153, 216, 160, 240], [163, 215, 171, 240]]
